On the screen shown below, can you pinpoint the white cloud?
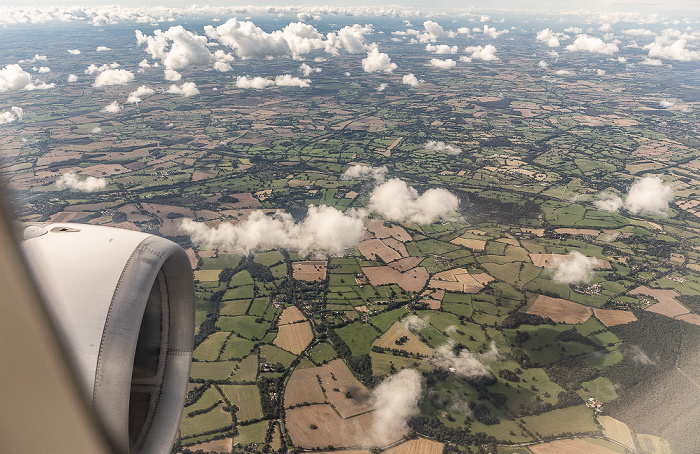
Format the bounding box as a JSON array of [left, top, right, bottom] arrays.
[[431, 342, 492, 380], [402, 73, 422, 87], [138, 59, 153, 69], [361, 47, 397, 73], [564, 27, 583, 34], [56, 172, 107, 192], [464, 44, 499, 61], [84, 62, 119, 75], [425, 140, 461, 155], [625, 175, 673, 216], [167, 82, 199, 97], [538, 60, 549, 68], [0, 64, 32, 92], [421, 20, 446, 42], [480, 24, 508, 39], [429, 58, 456, 69], [235, 74, 311, 89], [554, 69, 570, 75], [376, 83, 388, 92], [369, 178, 459, 224], [622, 28, 654, 36], [67, 74, 78, 82], [640, 57, 663, 66], [341, 164, 387, 183], [366, 369, 424, 446], [565, 35, 619, 54], [164, 69, 182, 81], [36, 66, 50, 73], [645, 38, 700, 61], [425, 44, 457, 54], [127, 85, 155, 103], [551, 251, 598, 284], [102, 101, 121, 113], [136, 26, 215, 72], [594, 192, 624, 212], [401, 314, 428, 332], [0, 106, 23, 124], [18, 54, 46, 63], [536, 28, 562, 47], [23, 82, 54, 91], [96, 46, 110, 51], [181, 205, 365, 256], [67, 49, 81, 55], [328, 24, 373, 54], [660, 99, 675, 108], [93, 68, 134, 87], [213, 61, 232, 72], [298, 62, 321, 76], [91, 127, 102, 133]]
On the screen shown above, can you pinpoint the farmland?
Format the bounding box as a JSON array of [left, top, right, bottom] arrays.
[[2, 8, 700, 454]]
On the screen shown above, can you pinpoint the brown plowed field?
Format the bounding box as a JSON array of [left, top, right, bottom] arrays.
[[631, 286, 690, 318], [365, 219, 411, 242], [317, 359, 373, 418], [389, 256, 424, 272], [278, 306, 307, 325], [594, 308, 637, 327], [677, 313, 700, 325], [362, 266, 429, 292], [526, 295, 592, 324], [359, 239, 402, 263], [284, 367, 326, 408], [285, 404, 376, 449]]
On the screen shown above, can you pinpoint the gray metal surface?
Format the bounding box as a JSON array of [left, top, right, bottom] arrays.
[[20, 223, 194, 454]]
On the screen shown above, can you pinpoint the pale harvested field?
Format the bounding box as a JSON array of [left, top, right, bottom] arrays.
[[530, 253, 612, 270], [362, 266, 428, 292], [389, 257, 424, 272], [429, 268, 491, 293], [81, 163, 131, 177], [317, 359, 373, 418], [314, 450, 370, 454], [49, 211, 83, 223], [185, 437, 232, 452], [599, 416, 636, 450], [293, 260, 327, 281], [530, 439, 620, 454], [631, 286, 690, 318], [285, 405, 378, 449], [142, 203, 194, 220], [359, 239, 402, 263], [217, 192, 262, 209], [451, 237, 486, 250], [278, 306, 307, 325], [526, 295, 592, 324], [194, 269, 221, 281], [594, 308, 637, 327], [677, 313, 700, 325], [383, 237, 409, 257], [185, 248, 198, 269], [384, 437, 444, 454], [373, 322, 434, 357], [555, 228, 600, 236], [284, 367, 326, 408], [274, 321, 313, 354], [521, 228, 545, 236], [496, 237, 520, 246], [365, 219, 412, 242]]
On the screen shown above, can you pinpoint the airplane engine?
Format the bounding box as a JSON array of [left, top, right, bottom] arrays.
[[19, 223, 195, 454]]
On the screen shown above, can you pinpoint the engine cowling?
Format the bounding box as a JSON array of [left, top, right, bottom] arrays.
[[20, 223, 194, 454]]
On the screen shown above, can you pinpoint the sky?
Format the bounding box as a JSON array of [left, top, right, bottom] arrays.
[[1, 0, 699, 13]]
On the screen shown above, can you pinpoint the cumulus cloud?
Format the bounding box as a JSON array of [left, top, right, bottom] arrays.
[[551, 251, 597, 284], [181, 205, 365, 256], [536, 28, 562, 47], [480, 341, 503, 362], [425, 140, 461, 155], [645, 38, 700, 61], [361, 47, 397, 73], [401, 314, 428, 333], [102, 101, 121, 113], [67, 74, 78, 82], [19, 54, 46, 63], [625, 175, 673, 216], [0, 106, 23, 124], [56, 172, 107, 192], [36, 66, 50, 73], [423, 20, 446, 40], [96, 46, 110, 51], [84, 62, 119, 75], [167, 81, 199, 97], [565, 35, 619, 54], [235, 74, 311, 89], [298, 62, 321, 76], [67, 49, 81, 55], [376, 83, 388, 92], [480, 25, 508, 39], [164, 69, 181, 81], [327, 24, 373, 54], [91, 127, 102, 133], [425, 44, 458, 54], [366, 369, 424, 446], [136, 26, 215, 71], [127, 85, 155, 103], [538, 60, 549, 69], [431, 342, 492, 380], [463, 44, 499, 61], [402, 73, 422, 87], [0, 64, 32, 92], [640, 57, 663, 66], [369, 178, 459, 224], [429, 58, 456, 69], [93, 69, 135, 87], [594, 192, 624, 213], [341, 164, 388, 183]]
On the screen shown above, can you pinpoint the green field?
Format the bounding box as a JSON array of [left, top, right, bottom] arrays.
[[220, 385, 264, 422], [334, 322, 380, 356]]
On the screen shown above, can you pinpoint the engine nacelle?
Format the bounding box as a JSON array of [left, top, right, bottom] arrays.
[[20, 223, 194, 454]]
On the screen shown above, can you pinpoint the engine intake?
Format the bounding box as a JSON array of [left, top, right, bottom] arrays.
[[21, 224, 194, 454]]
